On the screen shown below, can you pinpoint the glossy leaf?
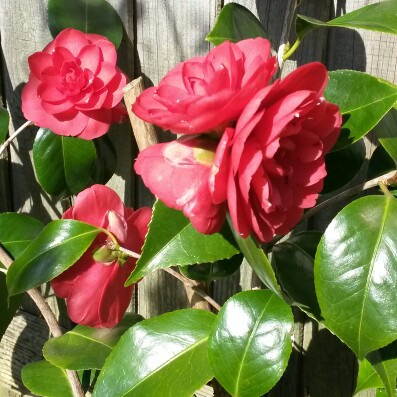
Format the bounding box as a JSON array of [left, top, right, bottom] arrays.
[[208, 290, 293, 397], [180, 254, 243, 282], [0, 213, 43, 338], [322, 139, 366, 193], [93, 309, 216, 397], [0, 107, 9, 145], [315, 195, 397, 358], [0, 213, 44, 258], [228, 217, 282, 298], [33, 128, 96, 196], [22, 360, 73, 397], [6, 220, 101, 296], [91, 135, 117, 185], [367, 341, 397, 397], [43, 314, 143, 370], [324, 71, 397, 148], [126, 200, 239, 285], [373, 106, 397, 164], [206, 3, 267, 45], [48, 0, 123, 48], [272, 231, 322, 320], [354, 359, 383, 396], [378, 389, 397, 397], [0, 272, 22, 339], [367, 145, 395, 180], [296, 1, 397, 42]]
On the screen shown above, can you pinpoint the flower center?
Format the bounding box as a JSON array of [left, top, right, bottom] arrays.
[[59, 60, 93, 96]]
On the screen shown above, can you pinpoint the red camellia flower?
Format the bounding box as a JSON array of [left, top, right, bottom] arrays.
[[51, 185, 151, 328], [22, 28, 128, 139], [132, 38, 276, 134], [135, 62, 341, 242]]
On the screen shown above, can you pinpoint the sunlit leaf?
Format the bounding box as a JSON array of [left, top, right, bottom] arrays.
[[126, 200, 239, 285], [93, 309, 215, 397], [315, 195, 397, 358], [208, 290, 293, 397], [296, 1, 397, 42], [22, 360, 73, 397], [7, 220, 101, 296], [325, 71, 397, 149], [43, 314, 144, 370]]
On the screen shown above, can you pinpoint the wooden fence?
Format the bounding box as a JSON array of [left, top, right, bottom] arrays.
[[0, 0, 395, 396]]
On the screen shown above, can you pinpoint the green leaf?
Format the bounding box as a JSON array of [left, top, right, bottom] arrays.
[[296, 1, 397, 42], [0, 213, 44, 258], [378, 389, 397, 397], [6, 219, 101, 296], [322, 139, 366, 193], [315, 195, 397, 358], [91, 135, 117, 185], [208, 290, 293, 397], [0, 272, 22, 339], [126, 200, 240, 285], [0, 213, 43, 339], [367, 341, 397, 397], [373, 106, 397, 164], [43, 314, 144, 370], [324, 71, 397, 148], [33, 128, 96, 196], [367, 145, 395, 180], [180, 254, 243, 282], [93, 309, 215, 397], [22, 360, 73, 397], [48, 0, 123, 48], [354, 359, 383, 395], [272, 231, 322, 320], [228, 217, 282, 298], [206, 3, 267, 45], [0, 107, 9, 145]]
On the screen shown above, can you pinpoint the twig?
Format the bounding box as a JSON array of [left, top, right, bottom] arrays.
[[300, 170, 397, 223], [0, 245, 84, 397], [266, 170, 397, 249], [163, 267, 222, 312], [0, 120, 33, 157]]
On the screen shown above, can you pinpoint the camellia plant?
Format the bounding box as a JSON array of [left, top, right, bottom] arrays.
[[2, 1, 397, 397]]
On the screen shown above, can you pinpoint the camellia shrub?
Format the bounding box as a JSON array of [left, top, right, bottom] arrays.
[[1, 0, 397, 396]]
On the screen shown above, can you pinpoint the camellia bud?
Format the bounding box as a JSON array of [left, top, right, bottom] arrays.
[[92, 245, 119, 265]]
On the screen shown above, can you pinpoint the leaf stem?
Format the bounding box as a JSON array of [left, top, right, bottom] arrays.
[[100, 228, 120, 250], [0, 120, 33, 157], [378, 181, 394, 198], [118, 245, 141, 259], [277, 0, 299, 68], [282, 37, 302, 62], [0, 245, 85, 397], [163, 267, 222, 312]]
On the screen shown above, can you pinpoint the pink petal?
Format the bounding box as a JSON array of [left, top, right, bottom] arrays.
[[85, 35, 117, 65], [37, 83, 65, 102], [54, 28, 90, 57], [78, 109, 112, 139], [28, 52, 53, 79], [78, 45, 102, 74], [69, 184, 125, 228]]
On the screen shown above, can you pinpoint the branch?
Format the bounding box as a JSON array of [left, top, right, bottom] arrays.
[[0, 246, 85, 397], [0, 120, 33, 157], [163, 267, 222, 312], [300, 170, 397, 223]]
